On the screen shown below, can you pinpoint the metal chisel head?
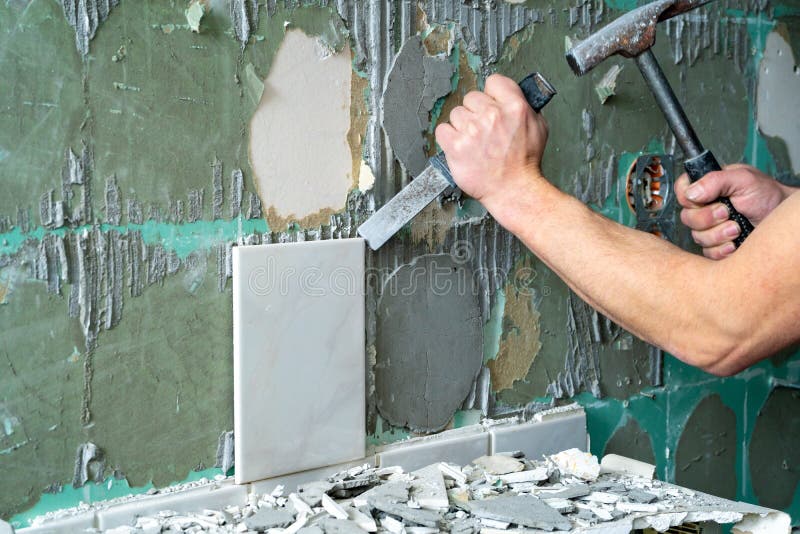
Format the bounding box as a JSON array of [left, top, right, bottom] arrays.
[[357, 163, 452, 250]]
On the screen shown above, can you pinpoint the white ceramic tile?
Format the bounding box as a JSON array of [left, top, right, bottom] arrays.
[[96, 483, 247, 530], [16, 512, 95, 533], [233, 239, 366, 484], [249, 456, 376, 495], [489, 411, 587, 459], [376, 427, 490, 471]]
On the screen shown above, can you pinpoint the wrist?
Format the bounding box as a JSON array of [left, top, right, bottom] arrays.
[[778, 183, 799, 202], [481, 166, 556, 235]]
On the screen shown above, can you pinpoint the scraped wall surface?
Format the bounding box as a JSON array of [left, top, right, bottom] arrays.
[[1, 0, 799, 528]]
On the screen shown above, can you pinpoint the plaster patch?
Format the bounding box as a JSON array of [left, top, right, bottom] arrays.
[[374, 254, 483, 432], [249, 29, 353, 227], [487, 287, 541, 392], [358, 160, 375, 191], [757, 29, 800, 174]]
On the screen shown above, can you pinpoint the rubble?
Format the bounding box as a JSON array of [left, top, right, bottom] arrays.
[[21, 451, 789, 533]]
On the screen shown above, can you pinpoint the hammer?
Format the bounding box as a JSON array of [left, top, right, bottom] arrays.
[[566, 0, 754, 247]]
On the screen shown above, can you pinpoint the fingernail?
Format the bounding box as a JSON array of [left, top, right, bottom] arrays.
[[713, 205, 729, 221], [686, 184, 703, 202], [724, 222, 741, 238], [721, 243, 736, 256]]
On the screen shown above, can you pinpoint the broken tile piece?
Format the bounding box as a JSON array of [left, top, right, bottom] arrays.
[[616, 501, 659, 513], [499, 467, 549, 484], [346, 506, 377, 532], [380, 515, 404, 534], [543, 498, 575, 514], [536, 483, 591, 500], [473, 455, 525, 475], [626, 489, 658, 504], [233, 240, 366, 484], [410, 464, 449, 511], [244, 507, 296, 531], [289, 493, 313, 515], [583, 492, 620, 504], [600, 454, 655, 480], [319, 517, 369, 534], [354, 480, 410, 508], [297, 481, 335, 507], [370, 500, 442, 528], [322, 494, 349, 520], [438, 463, 467, 485], [466, 494, 572, 531], [550, 448, 600, 482]]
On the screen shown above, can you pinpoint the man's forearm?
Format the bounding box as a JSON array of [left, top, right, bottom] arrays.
[[486, 171, 738, 373]]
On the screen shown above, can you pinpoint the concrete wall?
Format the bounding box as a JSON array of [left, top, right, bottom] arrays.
[[1, 0, 799, 527]]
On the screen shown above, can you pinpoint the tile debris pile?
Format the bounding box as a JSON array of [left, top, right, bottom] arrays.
[[85, 449, 783, 533]]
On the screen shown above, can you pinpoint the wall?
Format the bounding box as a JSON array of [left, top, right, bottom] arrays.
[[1, 0, 799, 528]]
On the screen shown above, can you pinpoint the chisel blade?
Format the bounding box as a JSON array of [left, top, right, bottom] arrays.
[[357, 164, 452, 250]]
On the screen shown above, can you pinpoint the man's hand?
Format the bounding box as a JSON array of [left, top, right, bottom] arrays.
[[434, 74, 548, 226], [675, 164, 795, 260]]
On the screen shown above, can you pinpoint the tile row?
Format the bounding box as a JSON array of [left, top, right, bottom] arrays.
[[18, 410, 587, 533]]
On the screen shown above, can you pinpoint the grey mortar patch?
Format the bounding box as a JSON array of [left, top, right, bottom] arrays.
[[749, 386, 800, 509], [381, 35, 454, 176], [375, 254, 482, 432], [603, 417, 655, 466], [675, 393, 737, 500]]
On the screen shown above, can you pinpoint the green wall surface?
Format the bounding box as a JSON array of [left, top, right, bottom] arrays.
[[1, 0, 799, 529]]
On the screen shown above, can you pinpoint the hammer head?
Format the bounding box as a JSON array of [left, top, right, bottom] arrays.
[[566, 0, 712, 76]]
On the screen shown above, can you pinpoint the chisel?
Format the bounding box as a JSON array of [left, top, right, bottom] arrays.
[[357, 72, 557, 250]]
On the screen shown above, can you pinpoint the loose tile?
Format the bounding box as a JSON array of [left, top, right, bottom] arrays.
[[233, 239, 366, 484], [472, 455, 525, 475], [410, 464, 449, 511], [600, 454, 655, 480]]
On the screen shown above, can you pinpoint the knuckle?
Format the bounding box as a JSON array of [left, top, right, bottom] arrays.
[[464, 91, 480, 105]]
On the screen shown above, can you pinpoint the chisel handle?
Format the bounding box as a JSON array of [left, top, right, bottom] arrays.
[[430, 72, 557, 186], [684, 150, 754, 248]]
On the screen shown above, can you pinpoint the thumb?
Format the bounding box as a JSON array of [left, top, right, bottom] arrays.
[[685, 171, 728, 205]]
